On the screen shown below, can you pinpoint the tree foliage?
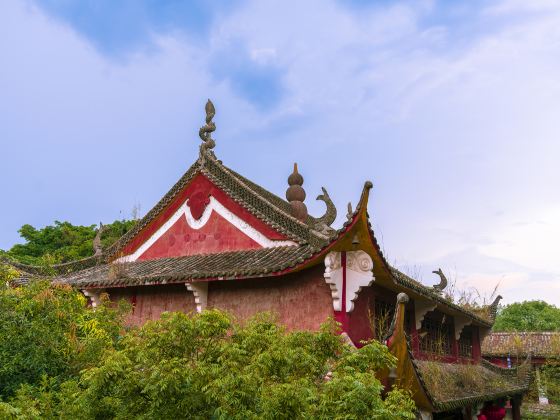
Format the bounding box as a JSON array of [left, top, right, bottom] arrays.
[[0, 297, 415, 419], [2, 220, 135, 265], [541, 361, 560, 405], [0, 281, 129, 399], [493, 300, 560, 332]]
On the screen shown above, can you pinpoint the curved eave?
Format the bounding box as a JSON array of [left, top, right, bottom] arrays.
[[277, 181, 376, 273], [384, 311, 435, 412], [349, 206, 496, 327]]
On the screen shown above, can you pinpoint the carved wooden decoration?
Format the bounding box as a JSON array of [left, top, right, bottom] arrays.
[[324, 250, 374, 313], [186, 281, 208, 313], [415, 300, 437, 330], [82, 289, 104, 308], [454, 315, 472, 340]]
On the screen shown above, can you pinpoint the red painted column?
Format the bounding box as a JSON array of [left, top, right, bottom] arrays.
[[472, 327, 481, 362], [334, 251, 349, 333]]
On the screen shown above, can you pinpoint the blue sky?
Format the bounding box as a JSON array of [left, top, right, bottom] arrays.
[[1, 0, 559, 305]]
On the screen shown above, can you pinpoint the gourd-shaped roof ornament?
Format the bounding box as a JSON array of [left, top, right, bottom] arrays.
[[286, 163, 308, 222], [199, 99, 216, 161]]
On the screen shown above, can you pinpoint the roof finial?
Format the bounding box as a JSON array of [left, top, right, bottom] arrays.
[[199, 99, 216, 159], [488, 295, 503, 321], [346, 202, 353, 222], [286, 163, 308, 222], [432, 268, 448, 294], [315, 187, 337, 233]]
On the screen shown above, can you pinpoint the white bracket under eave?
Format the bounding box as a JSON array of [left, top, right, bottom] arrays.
[[415, 300, 437, 330], [82, 289, 105, 308], [186, 282, 208, 313], [324, 250, 375, 313], [454, 316, 472, 340]]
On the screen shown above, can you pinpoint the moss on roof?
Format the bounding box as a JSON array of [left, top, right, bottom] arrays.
[[482, 332, 560, 358], [413, 359, 530, 412]]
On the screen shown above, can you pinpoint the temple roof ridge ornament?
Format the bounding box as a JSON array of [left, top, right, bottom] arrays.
[[431, 268, 448, 294], [315, 187, 337, 234], [199, 99, 216, 162], [286, 163, 308, 222], [346, 202, 353, 222], [487, 294, 503, 321]]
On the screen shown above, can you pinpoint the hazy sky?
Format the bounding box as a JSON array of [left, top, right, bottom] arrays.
[[1, 0, 559, 305]]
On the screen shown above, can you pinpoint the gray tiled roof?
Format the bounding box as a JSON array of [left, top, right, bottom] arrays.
[[390, 267, 494, 327], [482, 332, 560, 358], [56, 245, 317, 288], [104, 153, 331, 259]]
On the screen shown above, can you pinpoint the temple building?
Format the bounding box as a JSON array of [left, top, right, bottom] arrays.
[[483, 332, 560, 406], [7, 101, 531, 419], [483, 332, 560, 368]]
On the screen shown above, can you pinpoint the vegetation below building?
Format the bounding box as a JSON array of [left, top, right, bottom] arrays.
[[0, 279, 416, 419]]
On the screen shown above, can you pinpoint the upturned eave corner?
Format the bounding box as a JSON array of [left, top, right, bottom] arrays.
[[382, 292, 434, 412]]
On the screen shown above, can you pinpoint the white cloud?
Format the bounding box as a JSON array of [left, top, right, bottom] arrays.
[[1, 0, 560, 305]]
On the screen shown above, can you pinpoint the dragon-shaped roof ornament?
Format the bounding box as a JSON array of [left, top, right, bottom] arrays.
[[432, 268, 448, 294], [199, 99, 216, 161], [315, 187, 337, 234]]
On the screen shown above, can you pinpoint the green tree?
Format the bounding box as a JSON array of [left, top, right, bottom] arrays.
[[0, 263, 20, 283], [2, 310, 415, 419], [493, 300, 560, 332], [2, 220, 135, 265], [0, 281, 129, 398]]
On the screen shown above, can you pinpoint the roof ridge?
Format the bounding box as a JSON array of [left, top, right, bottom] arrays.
[[101, 152, 333, 260], [105, 159, 201, 258], [201, 154, 330, 246], [224, 164, 321, 225], [0, 255, 100, 276]]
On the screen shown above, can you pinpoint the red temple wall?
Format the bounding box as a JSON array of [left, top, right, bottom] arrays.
[[122, 173, 286, 257], [108, 283, 197, 326], [207, 265, 333, 331], [106, 265, 333, 331], [138, 211, 262, 260], [347, 283, 398, 345]]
